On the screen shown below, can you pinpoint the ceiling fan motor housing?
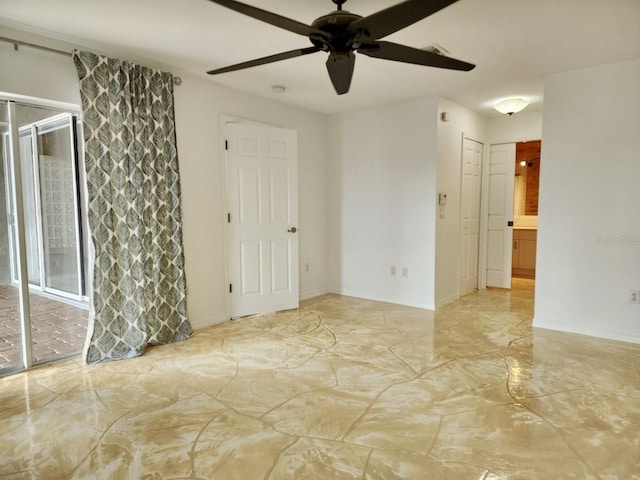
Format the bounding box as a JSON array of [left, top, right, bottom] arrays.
[[311, 10, 364, 53]]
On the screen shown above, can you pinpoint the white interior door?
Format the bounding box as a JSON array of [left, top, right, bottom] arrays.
[[459, 137, 483, 295], [225, 122, 299, 318], [486, 143, 515, 288]]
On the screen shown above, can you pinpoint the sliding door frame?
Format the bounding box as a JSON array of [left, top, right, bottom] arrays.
[[1, 92, 83, 372]]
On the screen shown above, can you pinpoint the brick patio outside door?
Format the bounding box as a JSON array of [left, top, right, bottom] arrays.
[[0, 285, 88, 371]]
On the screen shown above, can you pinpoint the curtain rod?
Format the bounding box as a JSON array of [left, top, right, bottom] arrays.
[[0, 35, 183, 86]]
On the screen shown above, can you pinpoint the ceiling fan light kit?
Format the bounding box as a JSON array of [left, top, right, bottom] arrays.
[[494, 97, 529, 116], [206, 0, 475, 95]]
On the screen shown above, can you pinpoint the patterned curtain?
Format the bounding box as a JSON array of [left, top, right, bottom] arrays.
[[73, 51, 192, 364]]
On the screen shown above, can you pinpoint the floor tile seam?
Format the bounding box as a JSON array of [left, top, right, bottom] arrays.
[[257, 381, 341, 420], [262, 435, 303, 480], [386, 344, 420, 375], [427, 452, 509, 478], [188, 407, 235, 478], [462, 306, 526, 330], [269, 321, 339, 368], [210, 354, 240, 401], [262, 435, 418, 480], [29, 381, 68, 404], [521, 386, 640, 402], [502, 355, 530, 405], [65, 407, 136, 478], [416, 347, 506, 380], [328, 339, 423, 353], [338, 371, 424, 443], [309, 435, 430, 458], [195, 397, 286, 431], [252, 420, 361, 449], [478, 315, 534, 331], [424, 415, 444, 457], [360, 449, 374, 480], [272, 312, 324, 338], [505, 333, 534, 348], [521, 402, 603, 479], [430, 321, 464, 334]]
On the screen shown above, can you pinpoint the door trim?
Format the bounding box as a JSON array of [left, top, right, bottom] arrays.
[[458, 135, 484, 297]]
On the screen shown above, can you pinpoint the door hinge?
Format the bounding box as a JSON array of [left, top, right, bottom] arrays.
[[225, 140, 228, 150], [229, 283, 233, 293], [227, 212, 231, 223]]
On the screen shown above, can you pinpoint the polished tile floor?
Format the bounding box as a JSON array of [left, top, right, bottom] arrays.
[[1, 281, 639, 479]]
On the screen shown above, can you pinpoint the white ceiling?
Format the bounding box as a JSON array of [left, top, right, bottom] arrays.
[[1, 0, 639, 116]]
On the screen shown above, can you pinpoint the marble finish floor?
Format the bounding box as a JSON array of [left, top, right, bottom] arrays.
[[1, 282, 640, 479]]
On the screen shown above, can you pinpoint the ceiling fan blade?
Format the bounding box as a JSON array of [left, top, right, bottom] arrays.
[[348, 0, 459, 40], [207, 46, 321, 75], [207, 0, 325, 38], [325, 52, 356, 95], [359, 41, 475, 71]]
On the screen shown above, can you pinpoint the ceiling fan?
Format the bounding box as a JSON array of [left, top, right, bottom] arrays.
[[206, 0, 475, 95]]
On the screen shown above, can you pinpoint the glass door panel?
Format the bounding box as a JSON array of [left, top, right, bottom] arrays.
[[37, 117, 83, 297], [18, 130, 42, 286], [1, 100, 23, 372]]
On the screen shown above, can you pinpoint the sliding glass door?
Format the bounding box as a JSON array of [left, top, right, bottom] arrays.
[[7, 114, 85, 299], [1, 98, 89, 375]]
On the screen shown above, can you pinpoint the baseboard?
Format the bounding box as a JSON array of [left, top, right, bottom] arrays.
[[190, 312, 230, 331], [299, 288, 330, 301], [328, 287, 434, 310], [435, 292, 459, 309], [532, 320, 640, 345]]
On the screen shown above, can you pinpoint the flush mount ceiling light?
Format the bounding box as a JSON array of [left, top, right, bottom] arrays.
[[494, 98, 529, 116]]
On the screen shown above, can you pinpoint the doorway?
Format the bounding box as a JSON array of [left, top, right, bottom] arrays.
[[511, 140, 540, 280], [1, 98, 89, 375], [484, 140, 541, 289], [224, 122, 299, 318]]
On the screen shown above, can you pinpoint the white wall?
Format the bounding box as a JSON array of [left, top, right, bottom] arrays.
[[174, 79, 328, 327], [327, 97, 439, 309], [0, 34, 80, 104], [434, 99, 487, 306], [1, 26, 329, 330], [487, 111, 543, 145], [534, 58, 640, 343]]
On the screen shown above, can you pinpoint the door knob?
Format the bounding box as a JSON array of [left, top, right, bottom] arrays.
[[288, 227, 297, 233]]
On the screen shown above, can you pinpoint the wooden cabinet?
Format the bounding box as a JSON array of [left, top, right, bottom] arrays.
[[512, 229, 537, 277]]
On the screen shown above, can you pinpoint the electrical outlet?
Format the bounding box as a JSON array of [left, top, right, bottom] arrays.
[[305, 262, 310, 273], [630, 290, 640, 304], [390, 266, 397, 276], [403, 267, 409, 277]]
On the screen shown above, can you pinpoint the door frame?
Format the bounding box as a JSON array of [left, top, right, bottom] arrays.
[[458, 135, 484, 296], [478, 137, 542, 290], [220, 116, 299, 319]]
